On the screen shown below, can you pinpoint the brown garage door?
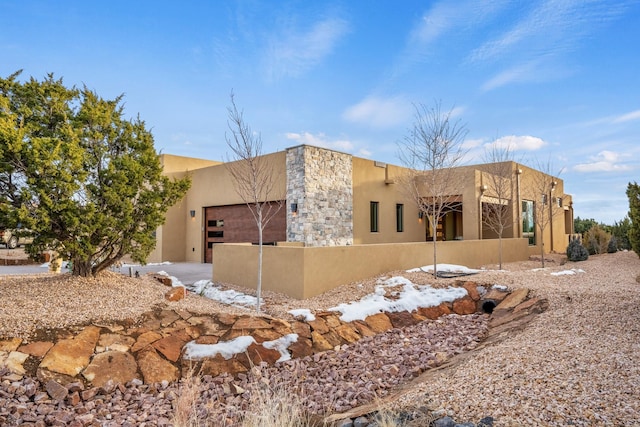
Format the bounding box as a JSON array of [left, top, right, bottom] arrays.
[[204, 203, 286, 263]]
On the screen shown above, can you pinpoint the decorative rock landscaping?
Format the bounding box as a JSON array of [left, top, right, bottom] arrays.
[[0, 281, 548, 426]]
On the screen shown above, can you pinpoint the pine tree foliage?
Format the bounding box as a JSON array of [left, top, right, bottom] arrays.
[[0, 71, 190, 277], [566, 235, 588, 262], [627, 182, 640, 258]]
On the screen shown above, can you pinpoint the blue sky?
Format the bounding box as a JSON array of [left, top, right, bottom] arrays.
[[1, 0, 638, 224]]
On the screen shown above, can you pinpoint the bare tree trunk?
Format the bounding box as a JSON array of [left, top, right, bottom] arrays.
[[257, 208, 263, 313]]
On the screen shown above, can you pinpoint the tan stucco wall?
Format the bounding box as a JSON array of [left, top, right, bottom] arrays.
[[151, 150, 574, 264], [150, 152, 287, 263], [160, 154, 222, 173], [213, 238, 530, 299], [352, 158, 425, 244]]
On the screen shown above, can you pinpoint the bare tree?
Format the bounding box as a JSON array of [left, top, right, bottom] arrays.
[[527, 158, 564, 268], [225, 92, 284, 312], [480, 143, 515, 269], [397, 101, 468, 278]]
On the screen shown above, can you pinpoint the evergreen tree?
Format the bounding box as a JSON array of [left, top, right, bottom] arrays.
[[0, 71, 190, 276], [627, 182, 640, 258]]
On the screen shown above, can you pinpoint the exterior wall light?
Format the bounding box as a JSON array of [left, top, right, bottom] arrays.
[[291, 203, 298, 216], [189, 210, 196, 218], [480, 184, 488, 193]]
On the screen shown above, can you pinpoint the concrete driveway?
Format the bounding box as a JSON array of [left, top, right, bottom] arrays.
[[0, 259, 213, 285]]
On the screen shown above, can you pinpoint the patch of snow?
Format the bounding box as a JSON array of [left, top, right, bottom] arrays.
[[121, 261, 172, 268], [154, 271, 183, 287], [262, 334, 299, 362], [551, 268, 586, 276], [329, 276, 468, 322], [183, 336, 256, 360], [407, 264, 483, 274], [185, 279, 259, 308], [288, 309, 316, 321], [492, 284, 508, 291]]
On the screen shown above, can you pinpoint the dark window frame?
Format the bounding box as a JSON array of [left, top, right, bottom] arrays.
[[396, 203, 404, 232], [370, 201, 379, 232]]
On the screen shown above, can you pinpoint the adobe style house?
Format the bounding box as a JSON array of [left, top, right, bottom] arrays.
[[150, 145, 574, 298]]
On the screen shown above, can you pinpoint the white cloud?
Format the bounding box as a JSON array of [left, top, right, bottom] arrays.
[[486, 135, 546, 151], [265, 17, 349, 80], [480, 61, 538, 92], [342, 96, 411, 128], [612, 110, 640, 123], [469, 0, 629, 64], [573, 150, 632, 173], [462, 138, 485, 149], [285, 131, 355, 153]]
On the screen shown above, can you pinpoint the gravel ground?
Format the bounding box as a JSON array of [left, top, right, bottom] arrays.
[[1, 251, 639, 426], [395, 251, 640, 426]]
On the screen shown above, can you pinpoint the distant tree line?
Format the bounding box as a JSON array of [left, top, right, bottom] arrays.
[[573, 182, 640, 258]]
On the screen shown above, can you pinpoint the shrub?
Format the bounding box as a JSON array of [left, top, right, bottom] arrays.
[[607, 235, 618, 253], [584, 225, 611, 255], [567, 236, 589, 262]]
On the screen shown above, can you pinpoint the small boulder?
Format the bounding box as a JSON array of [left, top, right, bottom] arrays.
[[165, 287, 186, 302]]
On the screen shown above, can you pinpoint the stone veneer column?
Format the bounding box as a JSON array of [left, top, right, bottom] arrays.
[[286, 146, 353, 246]]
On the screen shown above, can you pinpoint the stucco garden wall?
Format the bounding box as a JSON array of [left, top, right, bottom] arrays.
[[212, 238, 530, 299]]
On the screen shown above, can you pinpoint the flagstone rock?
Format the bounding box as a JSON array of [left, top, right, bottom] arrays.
[[39, 326, 100, 377], [387, 311, 420, 329], [0, 337, 23, 352], [165, 287, 186, 302], [484, 288, 509, 303], [418, 303, 453, 320], [307, 318, 330, 334], [131, 331, 163, 353], [513, 297, 542, 313], [334, 324, 361, 344], [291, 321, 312, 338], [270, 318, 293, 335], [461, 281, 481, 300], [245, 343, 281, 366], [195, 335, 219, 344], [287, 338, 314, 359], [200, 355, 248, 377], [97, 334, 135, 353], [232, 316, 271, 330], [453, 296, 477, 315], [321, 314, 342, 328], [252, 328, 283, 343], [18, 341, 54, 358], [322, 330, 342, 348], [158, 310, 181, 327], [351, 320, 377, 337], [137, 349, 179, 384], [311, 331, 334, 352], [364, 313, 393, 333], [152, 333, 189, 363], [217, 313, 238, 326], [496, 288, 529, 310], [82, 351, 139, 387], [5, 351, 29, 375]]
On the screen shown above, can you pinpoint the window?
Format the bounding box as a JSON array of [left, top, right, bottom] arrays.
[[207, 231, 224, 238], [522, 200, 535, 245], [541, 194, 548, 205], [557, 197, 563, 208], [396, 204, 404, 232], [370, 201, 379, 232], [207, 219, 224, 227]]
